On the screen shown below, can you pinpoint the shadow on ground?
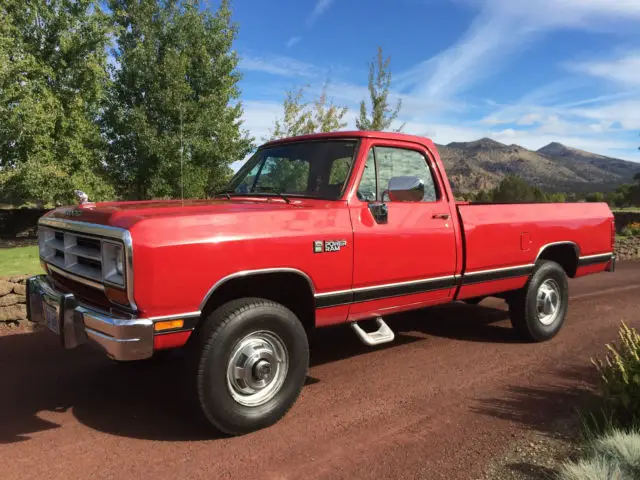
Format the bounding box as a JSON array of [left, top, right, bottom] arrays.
[[471, 364, 601, 436], [0, 301, 518, 444]]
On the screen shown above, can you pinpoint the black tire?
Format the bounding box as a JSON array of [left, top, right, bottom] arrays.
[[508, 260, 569, 342], [191, 298, 309, 436]]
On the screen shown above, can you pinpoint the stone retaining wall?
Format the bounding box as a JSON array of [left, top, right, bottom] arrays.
[[616, 236, 640, 261], [0, 275, 28, 327]]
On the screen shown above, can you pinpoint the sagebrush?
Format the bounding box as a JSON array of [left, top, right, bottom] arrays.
[[557, 429, 640, 480], [591, 322, 640, 421], [621, 222, 640, 237]]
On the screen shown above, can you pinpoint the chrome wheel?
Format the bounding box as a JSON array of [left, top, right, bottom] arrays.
[[226, 331, 289, 407], [536, 279, 561, 326]]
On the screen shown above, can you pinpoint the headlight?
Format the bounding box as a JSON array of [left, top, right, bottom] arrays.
[[103, 242, 125, 286]]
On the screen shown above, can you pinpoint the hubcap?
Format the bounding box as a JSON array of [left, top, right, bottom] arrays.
[[536, 279, 561, 326], [226, 331, 288, 407]]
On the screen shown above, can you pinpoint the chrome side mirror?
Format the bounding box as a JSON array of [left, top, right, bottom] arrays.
[[387, 176, 424, 202]]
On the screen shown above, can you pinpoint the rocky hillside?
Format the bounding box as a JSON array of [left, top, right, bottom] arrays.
[[436, 138, 640, 195]]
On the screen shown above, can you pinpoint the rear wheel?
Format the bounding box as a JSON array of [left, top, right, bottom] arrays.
[[191, 298, 309, 435], [508, 260, 568, 342]]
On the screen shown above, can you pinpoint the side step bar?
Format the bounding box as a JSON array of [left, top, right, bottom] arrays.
[[350, 317, 395, 346]]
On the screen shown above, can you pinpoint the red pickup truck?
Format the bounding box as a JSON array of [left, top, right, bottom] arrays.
[[27, 131, 616, 435]]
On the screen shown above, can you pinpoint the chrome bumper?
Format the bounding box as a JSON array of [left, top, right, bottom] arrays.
[[26, 275, 153, 361], [606, 254, 616, 272]]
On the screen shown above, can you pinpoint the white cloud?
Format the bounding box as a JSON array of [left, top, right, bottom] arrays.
[[239, 55, 320, 78], [567, 51, 640, 87], [401, 0, 640, 102], [286, 36, 301, 48], [306, 0, 333, 26], [570, 100, 640, 131]]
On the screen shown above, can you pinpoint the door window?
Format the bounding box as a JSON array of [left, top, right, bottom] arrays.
[[356, 149, 377, 202], [357, 146, 439, 202]]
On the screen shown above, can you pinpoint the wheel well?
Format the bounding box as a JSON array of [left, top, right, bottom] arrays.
[[537, 244, 579, 278], [198, 272, 316, 334]]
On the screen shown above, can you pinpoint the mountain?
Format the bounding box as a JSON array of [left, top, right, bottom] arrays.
[[537, 142, 639, 185], [435, 138, 640, 195]]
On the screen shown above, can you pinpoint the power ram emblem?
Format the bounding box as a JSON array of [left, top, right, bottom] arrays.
[[314, 240, 347, 253]]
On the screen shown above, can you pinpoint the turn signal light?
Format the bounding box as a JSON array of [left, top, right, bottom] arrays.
[[154, 319, 184, 332]]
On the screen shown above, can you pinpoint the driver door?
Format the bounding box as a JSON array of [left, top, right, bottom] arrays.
[[347, 141, 458, 319]]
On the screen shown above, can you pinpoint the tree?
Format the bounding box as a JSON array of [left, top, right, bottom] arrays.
[[0, 0, 114, 205], [263, 81, 349, 191], [474, 189, 493, 203], [104, 0, 253, 200], [490, 175, 549, 203], [585, 192, 605, 203], [548, 192, 567, 203], [356, 46, 403, 132], [268, 81, 348, 141]]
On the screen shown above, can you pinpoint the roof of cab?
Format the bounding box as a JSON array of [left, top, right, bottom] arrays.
[[261, 130, 436, 149]]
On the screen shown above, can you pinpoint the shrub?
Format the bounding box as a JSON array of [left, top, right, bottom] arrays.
[[591, 322, 640, 422], [557, 429, 640, 480], [620, 222, 640, 237]]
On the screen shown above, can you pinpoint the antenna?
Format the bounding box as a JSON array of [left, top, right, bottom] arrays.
[[180, 105, 184, 203]]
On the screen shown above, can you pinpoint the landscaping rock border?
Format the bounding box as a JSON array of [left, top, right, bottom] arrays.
[[0, 275, 29, 327], [615, 236, 640, 261]]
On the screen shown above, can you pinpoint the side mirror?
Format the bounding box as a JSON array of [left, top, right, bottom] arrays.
[[387, 176, 424, 202]]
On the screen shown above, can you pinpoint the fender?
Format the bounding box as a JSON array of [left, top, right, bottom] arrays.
[[198, 267, 317, 312]]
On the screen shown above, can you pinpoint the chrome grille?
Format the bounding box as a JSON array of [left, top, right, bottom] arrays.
[[38, 226, 121, 286]]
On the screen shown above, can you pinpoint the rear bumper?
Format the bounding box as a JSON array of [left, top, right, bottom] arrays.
[[26, 275, 153, 361], [606, 254, 616, 272]]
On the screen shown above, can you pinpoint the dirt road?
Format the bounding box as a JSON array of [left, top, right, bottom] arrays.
[[1, 262, 638, 480]]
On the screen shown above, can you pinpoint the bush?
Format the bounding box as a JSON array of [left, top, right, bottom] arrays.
[[558, 429, 640, 480], [591, 322, 640, 422], [621, 222, 640, 237]]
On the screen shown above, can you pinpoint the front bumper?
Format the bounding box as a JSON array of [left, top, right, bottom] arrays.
[[26, 275, 153, 361]]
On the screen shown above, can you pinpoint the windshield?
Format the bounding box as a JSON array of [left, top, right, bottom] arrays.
[[226, 139, 359, 200]]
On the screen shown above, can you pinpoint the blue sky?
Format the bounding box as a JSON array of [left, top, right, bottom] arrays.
[[223, 0, 640, 167]]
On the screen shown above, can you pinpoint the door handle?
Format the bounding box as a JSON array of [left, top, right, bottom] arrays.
[[432, 213, 450, 220]]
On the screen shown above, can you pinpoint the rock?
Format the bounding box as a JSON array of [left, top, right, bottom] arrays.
[[0, 304, 27, 321], [0, 294, 25, 307], [0, 280, 14, 296], [9, 274, 30, 284], [13, 284, 26, 295]]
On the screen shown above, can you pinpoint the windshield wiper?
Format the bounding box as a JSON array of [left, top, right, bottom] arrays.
[[270, 191, 290, 203], [214, 190, 291, 203], [213, 190, 233, 200]]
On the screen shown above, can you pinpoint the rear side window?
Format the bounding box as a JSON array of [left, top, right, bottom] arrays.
[[357, 146, 439, 202]]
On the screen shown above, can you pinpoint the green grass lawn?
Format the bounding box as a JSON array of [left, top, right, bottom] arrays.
[[0, 246, 42, 277]]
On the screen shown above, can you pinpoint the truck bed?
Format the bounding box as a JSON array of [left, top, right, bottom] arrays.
[[454, 202, 614, 300]]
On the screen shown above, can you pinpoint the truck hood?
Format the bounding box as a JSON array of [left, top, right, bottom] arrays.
[[43, 197, 329, 230]]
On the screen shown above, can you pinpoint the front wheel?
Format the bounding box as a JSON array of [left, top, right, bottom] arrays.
[[192, 298, 309, 435], [508, 260, 569, 342]]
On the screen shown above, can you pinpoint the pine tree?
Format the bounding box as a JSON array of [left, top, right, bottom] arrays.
[[356, 46, 403, 132], [104, 0, 254, 200]]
